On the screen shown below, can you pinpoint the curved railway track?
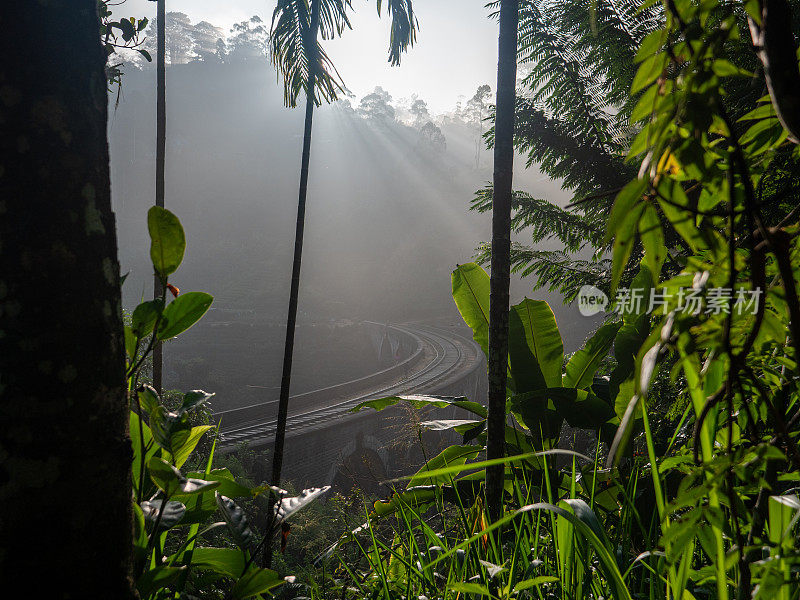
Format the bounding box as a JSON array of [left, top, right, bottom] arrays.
[[215, 324, 479, 449]]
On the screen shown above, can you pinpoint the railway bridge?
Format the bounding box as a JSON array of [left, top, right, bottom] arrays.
[[213, 323, 486, 490]]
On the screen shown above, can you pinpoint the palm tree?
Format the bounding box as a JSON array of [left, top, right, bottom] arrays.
[[0, 1, 134, 595], [486, 0, 519, 521], [267, 0, 417, 498], [153, 0, 166, 393]]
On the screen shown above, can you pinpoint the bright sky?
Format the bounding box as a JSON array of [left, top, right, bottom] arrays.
[[124, 0, 499, 113]]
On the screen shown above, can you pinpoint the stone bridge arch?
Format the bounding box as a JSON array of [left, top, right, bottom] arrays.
[[326, 431, 391, 493]]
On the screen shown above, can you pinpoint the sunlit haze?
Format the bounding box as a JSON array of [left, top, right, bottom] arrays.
[[125, 0, 499, 113]]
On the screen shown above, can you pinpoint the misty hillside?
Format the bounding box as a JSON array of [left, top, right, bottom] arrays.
[[108, 60, 592, 403]]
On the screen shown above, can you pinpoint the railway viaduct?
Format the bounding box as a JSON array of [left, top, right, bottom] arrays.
[[214, 323, 487, 490]]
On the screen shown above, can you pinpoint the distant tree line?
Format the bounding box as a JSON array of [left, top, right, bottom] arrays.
[[139, 12, 269, 65]]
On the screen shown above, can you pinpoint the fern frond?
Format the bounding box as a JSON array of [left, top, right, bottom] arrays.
[[472, 186, 604, 251]]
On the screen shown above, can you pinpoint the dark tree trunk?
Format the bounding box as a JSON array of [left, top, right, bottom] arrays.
[[749, 0, 800, 143], [486, 0, 519, 521], [267, 0, 321, 568], [271, 0, 321, 499], [153, 0, 167, 392], [0, 1, 134, 597]]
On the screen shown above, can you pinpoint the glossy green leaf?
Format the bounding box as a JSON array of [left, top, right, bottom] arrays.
[[148, 206, 186, 278], [185, 468, 260, 499], [186, 547, 246, 578], [216, 493, 255, 550], [509, 299, 563, 391], [131, 299, 163, 337], [232, 567, 285, 599], [140, 499, 186, 529], [451, 263, 490, 358], [407, 445, 480, 487], [137, 385, 160, 415], [611, 204, 644, 295], [149, 456, 220, 496], [124, 326, 137, 359], [157, 292, 213, 340], [563, 322, 621, 389], [606, 179, 647, 244], [181, 389, 214, 413], [130, 411, 158, 496], [352, 394, 487, 418], [639, 204, 665, 281], [164, 425, 214, 469], [272, 486, 331, 531], [149, 406, 191, 457], [137, 565, 186, 598], [631, 50, 668, 94]]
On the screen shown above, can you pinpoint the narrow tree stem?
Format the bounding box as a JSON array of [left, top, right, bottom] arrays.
[[268, 0, 321, 566], [153, 0, 166, 393], [486, 0, 519, 522]]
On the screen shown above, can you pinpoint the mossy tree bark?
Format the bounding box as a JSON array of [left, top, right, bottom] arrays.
[[0, 2, 134, 596]]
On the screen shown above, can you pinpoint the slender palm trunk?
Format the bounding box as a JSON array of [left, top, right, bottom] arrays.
[[271, 0, 321, 497], [0, 1, 134, 595], [486, 0, 519, 521], [153, 0, 166, 392]]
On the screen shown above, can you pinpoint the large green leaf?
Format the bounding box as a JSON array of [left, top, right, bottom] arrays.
[[768, 495, 800, 554], [163, 425, 214, 469], [232, 567, 285, 599], [130, 411, 158, 496], [185, 547, 246, 578], [137, 565, 186, 598], [609, 312, 650, 406], [148, 457, 220, 496], [564, 322, 621, 389], [373, 485, 441, 517], [140, 499, 187, 529], [509, 299, 563, 392], [180, 389, 214, 413], [157, 292, 213, 340], [148, 206, 186, 278], [352, 394, 487, 418], [508, 391, 562, 445], [149, 406, 191, 457], [185, 468, 262, 499], [407, 445, 480, 487], [605, 179, 647, 244], [124, 326, 137, 359], [131, 299, 163, 338], [451, 263, 490, 358], [216, 493, 255, 550], [545, 387, 615, 429], [272, 486, 331, 533]]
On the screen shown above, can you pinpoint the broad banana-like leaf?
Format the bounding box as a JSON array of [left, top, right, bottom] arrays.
[[352, 394, 487, 418], [564, 322, 621, 389], [451, 263, 491, 359], [509, 299, 563, 391]]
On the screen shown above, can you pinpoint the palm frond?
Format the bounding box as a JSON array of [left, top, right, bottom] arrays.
[[377, 0, 418, 66], [270, 0, 352, 107]]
